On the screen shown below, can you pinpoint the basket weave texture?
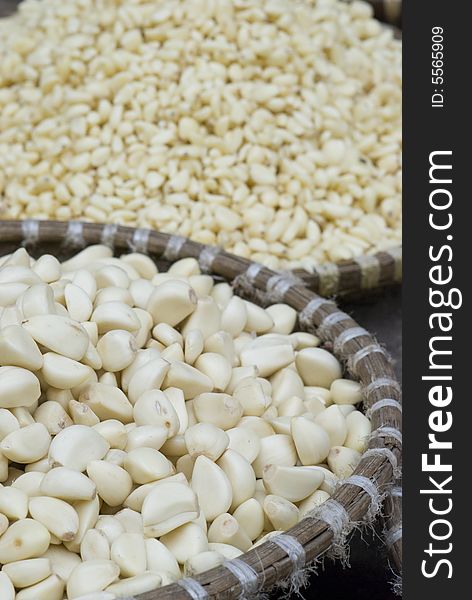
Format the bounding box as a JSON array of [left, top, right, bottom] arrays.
[[0, 220, 402, 599]]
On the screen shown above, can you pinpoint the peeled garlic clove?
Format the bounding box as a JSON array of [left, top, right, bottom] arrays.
[[164, 387, 188, 435], [315, 405, 348, 447], [240, 344, 295, 378], [226, 426, 260, 464], [12, 472, 45, 498], [278, 396, 305, 417], [232, 498, 264, 541], [124, 473, 188, 512], [0, 408, 20, 441], [105, 572, 162, 596], [41, 545, 81, 581], [182, 329, 203, 365], [203, 330, 235, 366], [217, 449, 256, 511], [29, 496, 79, 541], [194, 352, 232, 392], [295, 348, 342, 388], [184, 550, 224, 576], [330, 378, 362, 406], [327, 446, 362, 479], [160, 522, 208, 564], [91, 302, 140, 334], [191, 456, 232, 521], [163, 360, 213, 399], [252, 434, 297, 478], [0, 519, 51, 563], [147, 280, 197, 327], [133, 390, 180, 436], [126, 425, 168, 452], [64, 496, 100, 553], [207, 513, 252, 552], [208, 542, 243, 560], [0, 366, 41, 409], [110, 532, 147, 578], [145, 538, 181, 578], [96, 330, 138, 372], [79, 383, 133, 424], [263, 494, 299, 530], [18, 283, 56, 318], [180, 297, 221, 340], [0, 486, 28, 520], [0, 571, 15, 599], [80, 529, 110, 561], [33, 400, 73, 435], [2, 557, 52, 589], [142, 481, 199, 536], [22, 315, 89, 361], [124, 447, 174, 484], [298, 490, 331, 517], [48, 425, 109, 471], [220, 296, 247, 337], [344, 411, 372, 453], [66, 560, 120, 599], [184, 422, 229, 461], [193, 393, 243, 430], [291, 416, 331, 465], [87, 460, 133, 507], [40, 466, 96, 501], [263, 464, 325, 503], [1, 423, 50, 463], [15, 574, 64, 600], [127, 358, 170, 405], [93, 420, 128, 450], [61, 245, 112, 271], [0, 325, 43, 370], [233, 378, 270, 417], [270, 368, 305, 407], [266, 304, 297, 335], [95, 516, 126, 546], [238, 416, 275, 439], [160, 342, 184, 363]]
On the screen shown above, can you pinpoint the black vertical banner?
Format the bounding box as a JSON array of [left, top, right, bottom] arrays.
[[403, 2, 469, 598]]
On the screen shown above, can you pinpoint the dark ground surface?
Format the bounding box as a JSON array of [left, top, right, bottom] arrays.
[[0, 2, 402, 597]]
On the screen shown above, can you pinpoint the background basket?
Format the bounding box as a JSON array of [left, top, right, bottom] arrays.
[[0, 220, 402, 599]]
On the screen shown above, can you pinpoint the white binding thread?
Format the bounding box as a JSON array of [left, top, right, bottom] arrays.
[[334, 326, 369, 352], [354, 254, 381, 289], [370, 426, 403, 446], [176, 577, 208, 599], [350, 344, 386, 374], [318, 311, 351, 340], [367, 398, 403, 418], [198, 246, 221, 273], [316, 262, 340, 296], [309, 499, 350, 544], [344, 475, 382, 521], [299, 297, 335, 328], [21, 219, 39, 246], [271, 533, 306, 573], [365, 377, 401, 397], [163, 235, 186, 261], [385, 525, 402, 547], [129, 228, 151, 254], [245, 263, 264, 283], [266, 272, 304, 302], [101, 223, 118, 249], [363, 447, 400, 478], [391, 486, 402, 498], [65, 221, 85, 247], [223, 558, 259, 598]]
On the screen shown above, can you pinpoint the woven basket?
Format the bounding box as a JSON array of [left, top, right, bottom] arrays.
[[0, 220, 402, 599]]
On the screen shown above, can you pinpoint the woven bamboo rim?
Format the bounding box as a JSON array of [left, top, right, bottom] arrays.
[[0, 220, 402, 599]]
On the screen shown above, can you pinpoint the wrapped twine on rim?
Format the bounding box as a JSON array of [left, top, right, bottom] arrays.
[[0, 220, 402, 599]]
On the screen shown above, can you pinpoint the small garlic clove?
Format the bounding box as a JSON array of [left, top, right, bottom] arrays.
[[105, 572, 162, 596], [91, 301, 141, 334], [193, 392, 243, 430], [96, 329, 138, 372], [15, 574, 64, 600], [160, 522, 208, 564], [263, 494, 299, 530], [66, 559, 120, 599], [327, 446, 362, 479], [0, 519, 51, 563], [0, 366, 41, 409], [142, 480, 199, 536], [124, 447, 174, 484], [191, 456, 232, 522], [22, 315, 89, 361], [217, 449, 256, 511], [262, 464, 324, 502], [147, 280, 197, 327], [2, 557, 52, 589], [315, 405, 348, 447], [251, 434, 297, 478], [41, 545, 82, 582], [184, 550, 225, 576], [80, 529, 110, 562], [40, 466, 96, 501], [29, 496, 79, 541], [163, 360, 213, 399], [0, 422, 50, 463], [12, 472, 45, 498], [207, 513, 252, 552], [33, 400, 73, 435], [291, 416, 331, 465], [226, 426, 261, 464], [295, 347, 342, 388], [87, 460, 133, 507], [145, 538, 181, 578], [232, 498, 265, 541], [79, 383, 133, 424], [344, 411, 372, 453], [184, 422, 229, 461], [48, 425, 109, 471], [0, 325, 43, 370], [110, 533, 147, 578]]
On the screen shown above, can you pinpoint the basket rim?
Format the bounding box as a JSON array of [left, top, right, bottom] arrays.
[[0, 220, 402, 600]]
